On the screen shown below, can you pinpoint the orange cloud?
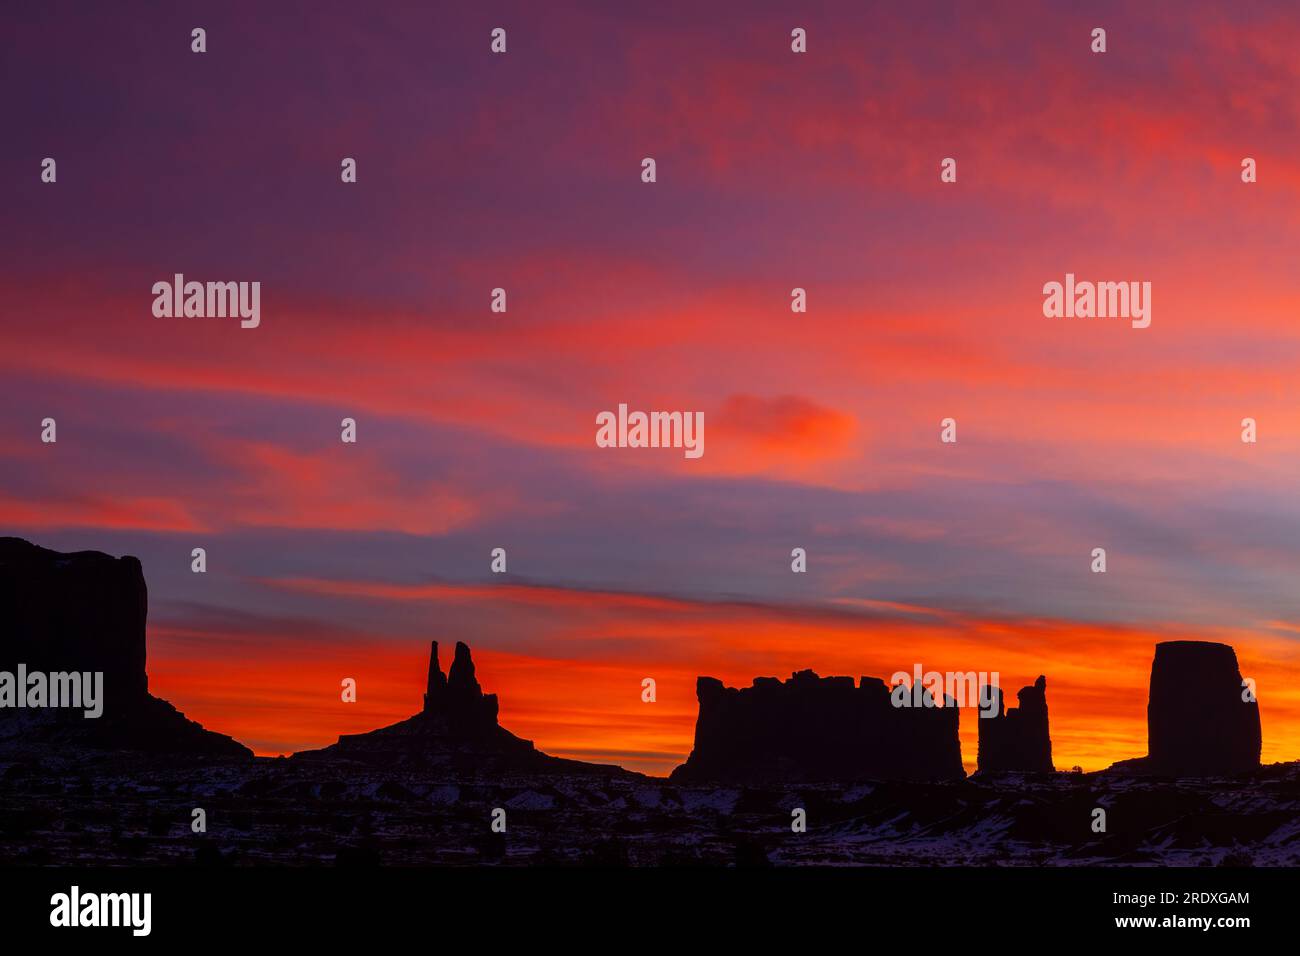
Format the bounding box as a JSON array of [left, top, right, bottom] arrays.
[[700, 393, 858, 480]]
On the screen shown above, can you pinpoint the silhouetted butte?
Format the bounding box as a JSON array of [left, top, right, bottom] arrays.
[[1108, 640, 1261, 776], [0, 537, 250, 757], [670, 668, 965, 783]]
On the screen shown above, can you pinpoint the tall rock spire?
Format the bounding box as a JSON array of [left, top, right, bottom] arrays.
[[295, 638, 628, 778], [423, 641, 447, 713], [977, 675, 1054, 773], [418, 640, 500, 729], [447, 640, 482, 699]]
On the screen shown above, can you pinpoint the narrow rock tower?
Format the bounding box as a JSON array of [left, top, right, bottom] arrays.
[[977, 675, 1054, 773], [423, 640, 447, 712]]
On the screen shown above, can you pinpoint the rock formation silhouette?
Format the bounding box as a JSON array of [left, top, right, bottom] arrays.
[[977, 675, 1054, 773], [1148, 641, 1261, 774], [422, 639, 500, 732], [1107, 640, 1261, 776], [669, 669, 965, 783], [295, 640, 632, 776], [0, 537, 250, 757], [423, 640, 448, 711]]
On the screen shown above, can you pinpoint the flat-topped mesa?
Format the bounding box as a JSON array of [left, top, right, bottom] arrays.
[[669, 668, 964, 784], [1148, 641, 1260, 776], [977, 675, 1054, 773], [0, 537, 250, 758], [0, 537, 148, 701]]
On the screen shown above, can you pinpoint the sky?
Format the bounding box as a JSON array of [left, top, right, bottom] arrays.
[[4, 0, 1300, 775]]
